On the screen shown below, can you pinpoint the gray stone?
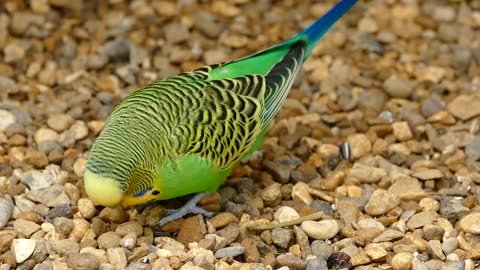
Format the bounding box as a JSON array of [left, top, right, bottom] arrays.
[[271, 228, 292, 249], [466, 136, 480, 161], [306, 257, 328, 270], [102, 39, 130, 59], [311, 240, 334, 259], [442, 261, 465, 270], [214, 246, 245, 258]]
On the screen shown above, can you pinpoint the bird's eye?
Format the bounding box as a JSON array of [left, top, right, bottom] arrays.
[[152, 190, 160, 196]]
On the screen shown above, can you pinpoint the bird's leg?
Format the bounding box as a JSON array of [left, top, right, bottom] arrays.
[[155, 192, 214, 227]]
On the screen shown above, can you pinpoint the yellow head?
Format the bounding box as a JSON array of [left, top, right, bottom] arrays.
[[84, 169, 160, 207]]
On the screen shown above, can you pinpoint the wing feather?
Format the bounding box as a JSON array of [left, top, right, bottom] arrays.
[[176, 73, 267, 170]]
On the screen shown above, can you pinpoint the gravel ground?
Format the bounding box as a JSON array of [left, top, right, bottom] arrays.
[[1, 0, 480, 269]]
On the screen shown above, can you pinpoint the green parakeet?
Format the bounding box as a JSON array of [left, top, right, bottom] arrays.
[[84, 0, 357, 210]]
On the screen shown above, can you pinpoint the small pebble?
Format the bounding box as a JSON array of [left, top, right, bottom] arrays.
[[346, 134, 372, 160], [301, 220, 339, 240], [358, 16, 378, 34], [392, 121, 413, 141], [442, 237, 459, 254], [0, 198, 13, 229], [365, 243, 387, 260], [34, 128, 59, 145], [13, 219, 40, 237], [11, 239, 36, 263], [391, 252, 413, 270], [3, 43, 26, 63], [276, 254, 305, 270], [292, 182, 313, 205], [419, 197, 440, 212], [51, 239, 80, 255], [241, 238, 260, 263], [107, 247, 127, 270], [294, 226, 311, 259], [120, 233, 137, 250], [383, 75, 415, 98], [448, 95, 480, 120], [77, 198, 96, 219], [115, 221, 143, 237], [413, 169, 444, 180], [372, 229, 404, 242], [306, 257, 328, 270], [428, 240, 446, 260], [177, 215, 207, 245], [357, 219, 385, 231], [216, 224, 240, 246], [311, 240, 334, 259], [271, 228, 292, 249], [47, 114, 74, 132], [412, 257, 429, 270], [443, 261, 466, 270], [97, 232, 122, 250], [209, 213, 239, 229], [459, 213, 480, 234], [0, 110, 15, 132], [274, 206, 300, 223], [0, 231, 17, 253], [21, 169, 56, 191], [98, 207, 129, 223], [407, 211, 437, 230], [364, 189, 400, 216], [348, 163, 386, 183], [53, 217, 74, 235], [214, 246, 245, 258], [263, 161, 291, 183]]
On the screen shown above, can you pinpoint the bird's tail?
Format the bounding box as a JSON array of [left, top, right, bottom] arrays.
[[298, 0, 357, 58], [206, 0, 357, 80]]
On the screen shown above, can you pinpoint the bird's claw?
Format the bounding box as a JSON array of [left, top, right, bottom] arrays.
[[155, 192, 214, 228], [189, 206, 215, 217]]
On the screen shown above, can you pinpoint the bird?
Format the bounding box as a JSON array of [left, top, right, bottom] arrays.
[[84, 0, 357, 227]]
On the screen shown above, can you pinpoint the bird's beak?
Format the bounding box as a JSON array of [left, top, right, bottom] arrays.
[[120, 193, 157, 207], [120, 197, 138, 206]]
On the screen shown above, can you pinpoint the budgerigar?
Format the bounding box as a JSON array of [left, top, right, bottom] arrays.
[[84, 0, 357, 226]]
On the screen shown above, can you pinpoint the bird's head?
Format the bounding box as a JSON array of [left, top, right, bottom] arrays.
[[84, 168, 161, 207]]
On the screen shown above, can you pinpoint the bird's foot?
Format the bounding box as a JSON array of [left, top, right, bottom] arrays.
[[155, 192, 214, 227]]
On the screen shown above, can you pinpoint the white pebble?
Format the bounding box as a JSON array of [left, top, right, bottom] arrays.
[[107, 247, 127, 270], [70, 121, 89, 140], [21, 169, 55, 191], [273, 206, 300, 223], [11, 238, 36, 263], [156, 248, 174, 258], [357, 218, 385, 231], [34, 127, 58, 145], [301, 220, 340, 240], [0, 109, 15, 132]]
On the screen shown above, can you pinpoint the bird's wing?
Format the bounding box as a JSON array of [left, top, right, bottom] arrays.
[[172, 72, 267, 170]]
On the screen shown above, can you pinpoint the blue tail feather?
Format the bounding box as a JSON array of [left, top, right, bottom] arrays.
[[208, 0, 357, 80], [299, 0, 357, 57]]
